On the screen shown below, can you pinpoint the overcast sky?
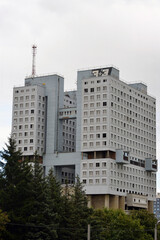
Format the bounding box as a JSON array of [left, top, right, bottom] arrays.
[[0, 0, 160, 191]]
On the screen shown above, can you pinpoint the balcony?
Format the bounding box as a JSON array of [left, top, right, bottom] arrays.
[[145, 158, 157, 172], [116, 149, 130, 164], [59, 107, 77, 119]]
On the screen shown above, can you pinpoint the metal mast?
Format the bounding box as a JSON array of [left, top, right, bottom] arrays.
[[32, 44, 37, 77]]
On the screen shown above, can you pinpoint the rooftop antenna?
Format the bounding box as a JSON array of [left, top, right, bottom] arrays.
[[32, 44, 37, 77]]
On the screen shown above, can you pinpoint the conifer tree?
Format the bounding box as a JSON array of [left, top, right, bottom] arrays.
[[0, 137, 33, 239], [58, 177, 91, 240], [26, 153, 57, 240], [70, 177, 92, 240]]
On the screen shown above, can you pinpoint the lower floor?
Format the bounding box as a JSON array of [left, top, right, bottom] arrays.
[[87, 194, 154, 213]]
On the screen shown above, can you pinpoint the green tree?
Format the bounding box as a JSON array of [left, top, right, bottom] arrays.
[[58, 177, 92, 240], [70, 177, 92, 240], [0, 137, 33, 239], [0, 209, 10, 239], [130, 209, 157, 239], [26, 153, 56, 240], [90, 208, 149, 240]]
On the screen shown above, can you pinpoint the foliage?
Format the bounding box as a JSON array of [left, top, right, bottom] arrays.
[[90, 208, 153, 240], [0, 209, 10, 239], [0, 137, 159, 240], [130, 209, 157, 239]]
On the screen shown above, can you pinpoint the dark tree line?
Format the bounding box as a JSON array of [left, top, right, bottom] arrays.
[[0, 137, 159, 240]]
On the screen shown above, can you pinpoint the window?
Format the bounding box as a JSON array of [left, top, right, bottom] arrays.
[[84, 89, 88, 93], [24, 147, 27, 151], [90, 88, 94, 92], [103, 133, 106, 138], [103, 102, 107, 106], [31, 110, 34, 114], [96, 134, 100, 138], [30, 139, 33, 143], [102, 162, 106, 167], [96, 163, 100, 167]]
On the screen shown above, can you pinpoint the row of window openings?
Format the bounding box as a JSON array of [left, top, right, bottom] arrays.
[[82, 179, 107, 184], [19, 147, 44, 152], [64, 98, 75, 105], [83, 133, 106, 139], [83, 170, 107, 176], [110, 179, 155, 191], [14, 124, 44, 130], [14, 102, 45, 109], [84, 79, 107, 85], [14, 131, 44, 137], [111, 134, 155, 147], [84, 102, 107, 108], [111, 87, 155, 108], [83, 162, 155, 179], [15, 88, 36, 93], [83, 109, 107, 116], [63, 133, 75, 139], [85, 125, 107, 132], [83, 118, 108, 124], [83, 124, 107, 132], [83, 141, 107, 147], [63, 140, 75, 146], [111, 163, 155, 178], [110, 171, 156, 185], [111, 93, 154, 109], [14, 95, 45, 101], [110, 141, 155, 155], [83, 162, 106, 168], [111, 110, 155, 124], [63, 126, 75, 132], [111, 125, 156, 137], [111, 118, 155, 135], [18, 139, 44, 144], [63, 120, 76, 125], [14, 110, 45, 115], [84, 94, 107, 101], [62, 146, 75, 152]]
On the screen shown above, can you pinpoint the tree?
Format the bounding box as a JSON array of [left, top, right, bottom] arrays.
[[26, 153, 56, 240], [0, 137, 33, 239], [90, 208, 149, 240], [0, 209, 10, 239], [130, 209, 157, 239], [58, 177, 92, 240], [70, 177, 92, 240]]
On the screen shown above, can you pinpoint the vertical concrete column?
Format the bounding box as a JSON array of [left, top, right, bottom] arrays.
[[119, 196, 125, 210], [87, 195, 92, 208], [148, 201, 154, 213], [107, 150, 110, 158], [110, 195, 119, 209], [104, 194, 110, 209], [94, 151, 96, 159]]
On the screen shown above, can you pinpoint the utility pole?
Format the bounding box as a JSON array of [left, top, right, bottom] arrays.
[[154, 220, 160, 240], [87, 224, 91, 240]]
